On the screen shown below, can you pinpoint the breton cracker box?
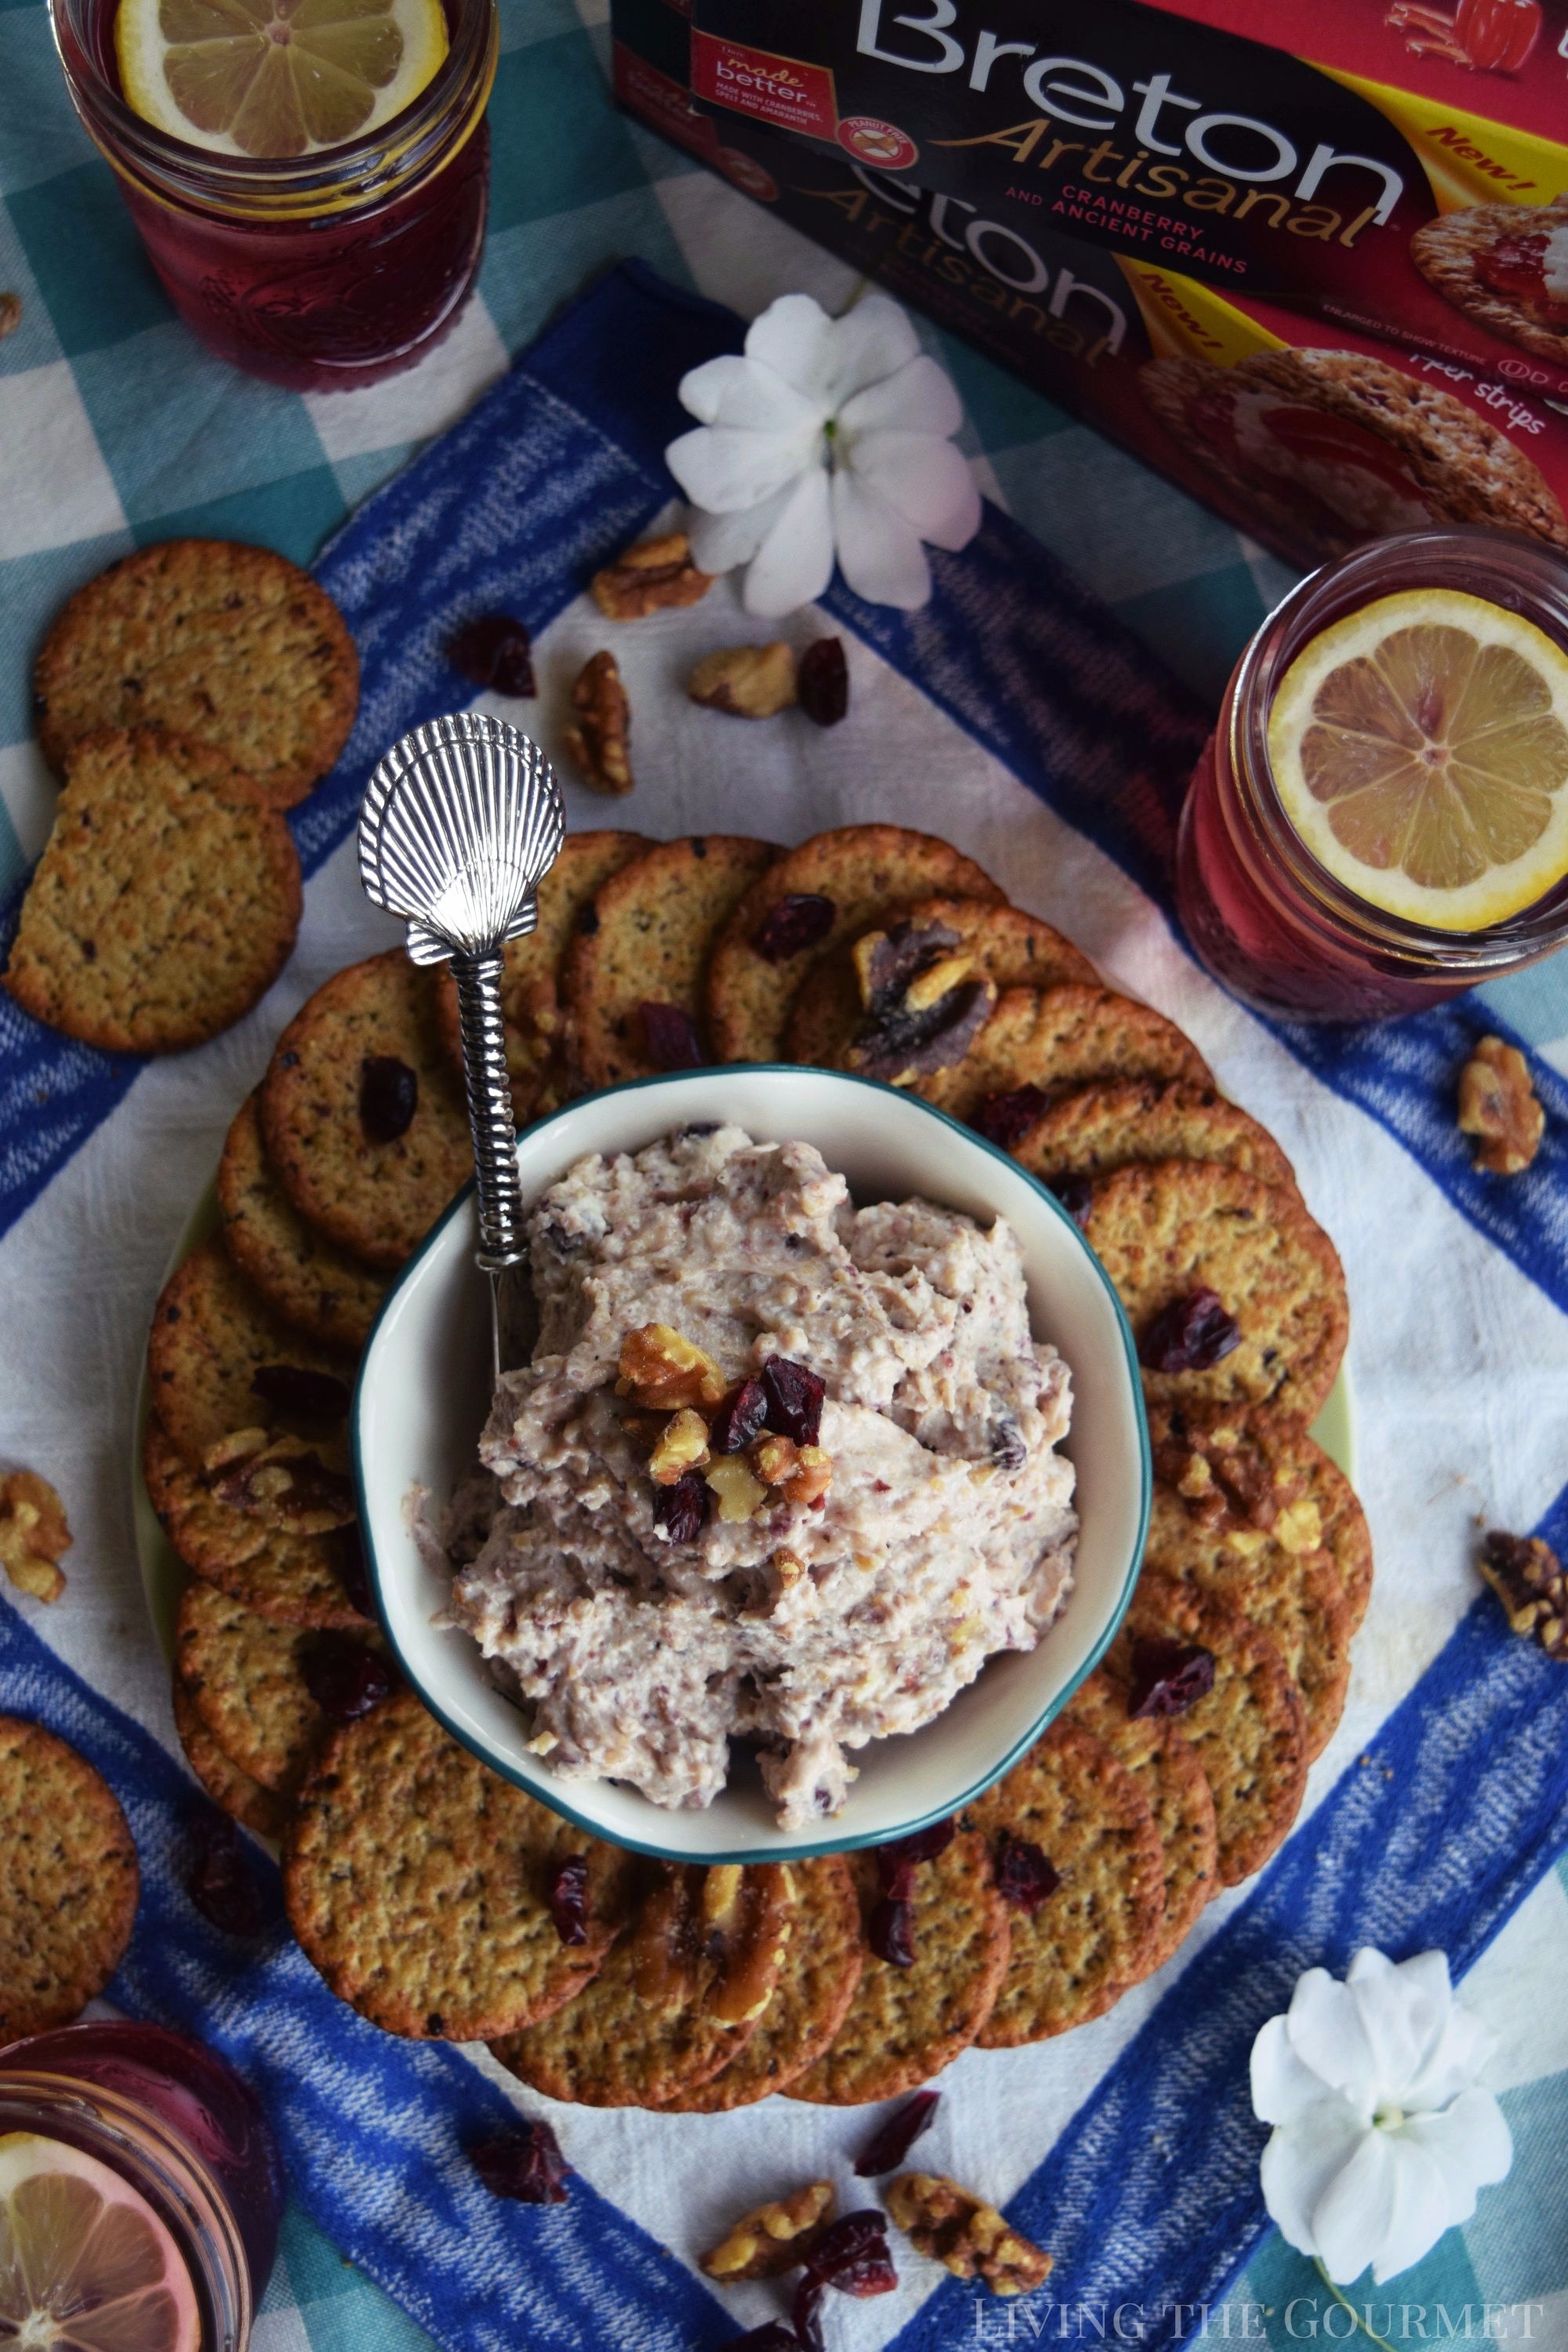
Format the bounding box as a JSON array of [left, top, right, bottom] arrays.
[[678, 0, 1568, 396], [610, 0, 1568, 569]]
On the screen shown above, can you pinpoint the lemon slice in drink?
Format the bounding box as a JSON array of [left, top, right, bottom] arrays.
[[116, 0, 448, 159], [0, 2130, 201, 2351], [1268, 586, 1568, 931]]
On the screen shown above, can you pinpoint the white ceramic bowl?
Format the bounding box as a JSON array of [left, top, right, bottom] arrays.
[[352, 1068, 1150, 1863]]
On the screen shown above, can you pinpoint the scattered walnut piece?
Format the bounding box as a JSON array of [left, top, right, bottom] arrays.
[[590, 532, 712, 620], [207, 1438, 355, 1533], [1479, 1529, 1568, 1660], [887, 2174, 1051, 2297], [700, 2181, 836, 2281], [687, 642, 798, 718], [0, 1468, 70, 1603], [1458, 1036, 1544, 1176], [563, 651, 633, 795], [649, 1407, 712, 1486], [0, 293, 21, 343], [618, 1325, 727, 1412]]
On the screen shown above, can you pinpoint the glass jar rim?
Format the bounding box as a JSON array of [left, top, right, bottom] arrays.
[[1226, 523, 1568, 972]]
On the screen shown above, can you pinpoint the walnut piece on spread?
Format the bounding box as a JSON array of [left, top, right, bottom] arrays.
[[1458, 1035, 1544, 1176], [619, 1326, 727, 1412], [706, 1455, 769, 1523], [590, 532, 713, 620], [649, 1408, 711, 1486], [687, 642, 799, 719], [1479, 1530, 1568, 1660], [563, 651, 633, 796], [886, 2172, 1052, 2297], [700, 2181, 837, 2281], [0, 1468, 71, 1603]]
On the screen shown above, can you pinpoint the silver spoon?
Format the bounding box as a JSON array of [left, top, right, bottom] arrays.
[[358, 711, 564, 1378]]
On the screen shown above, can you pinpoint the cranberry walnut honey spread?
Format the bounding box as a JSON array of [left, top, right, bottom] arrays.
[[437, 1125, 1079, 1829]]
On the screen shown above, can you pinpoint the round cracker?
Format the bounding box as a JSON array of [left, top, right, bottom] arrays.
[[171, 1675, 291, 1840], [786, 1831, 1008, 2105], [433, 829, 649, 1123], [1065, 1668, 1218, 1976], [920, 985, 1212, 1124], [662, 1852, 864, 2112], [1082, 1160, 1347, 1420], [143, 1414, 369, 1632], [285, 1692, 629, 2041], [34, 539, 358, 807], [2, 726, 301, 1054], [968, 1717, 1166, 2045], [218, 1092, 387, 1352], [146, 1236, 356, 1475], [1014, 1080, 1301, 1203], [492, 1858, 794, 2103], [260, 950, 472, 1269], [1109, 1572, 1307, 1886], [1413, 199, 1568, 371], [174, 1581, 378, 1797], [564, 834, 779, 1091], [0, 1715, 139, 2040], [707, 824, 1004, 1064]]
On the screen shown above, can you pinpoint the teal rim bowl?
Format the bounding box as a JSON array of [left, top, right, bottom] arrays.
[[350, 1066, 1152, 1864]]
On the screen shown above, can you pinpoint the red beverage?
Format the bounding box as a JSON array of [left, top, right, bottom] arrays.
[[1174, 528, 1568, 1022], [48, 0, 496, 390], [0, 2020, 285, 2349]]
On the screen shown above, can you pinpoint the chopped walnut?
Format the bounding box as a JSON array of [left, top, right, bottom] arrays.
[[563, 651, 633, 795], [706, 1455, 768, 1523], [1458, 1036, 1544, 1176], [846, 917, 996, 1085], [1479, 1530, 1568, 1660], [886, 2173, 1052, 2297], [618, 1326, 727, 1412], [207, 1439, 355, 1534], [751, 1432, 800, 1487], [687, 642, 798, 718], [700, 2181, 836, 2281], [202, 1425, 270, 1475], [0, 1468, 71, 1603], [0, 294, 19, 343], [1152, 1415, 1308, 1542], [649, 1408, 711, 1486], [590, 532, 713, 620], [785, 1445, 833, 1507]]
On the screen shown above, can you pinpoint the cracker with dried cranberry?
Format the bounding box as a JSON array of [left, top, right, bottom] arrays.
[[1080, 1159, 1347, 1421], [1107, 1573, 1308, 1886], [143, 1416, 370, 1633], [786, 1831, 1008, 2106], [1063, 1668, 1217, 1976], [175, 1581, 389, 1798], [260, 951, 472, 1270], [663, 1852, 864, 2113], [917, 984, 1211, 1126], [492, 1859, 794, 2105], [965, 1717, 1165, 2045], [1011, 1079, 1301, 1203], [1412, 197, 1568, 372], [218, 1093, 387, 1353], [562, 835, 779, 1091], [171, 1675, 292, 1841], [147, 1236, 358, 1477], [431, 829, 648, 1123], [0, 1715, 140, 2042], [706, 824, 1005, 1066]]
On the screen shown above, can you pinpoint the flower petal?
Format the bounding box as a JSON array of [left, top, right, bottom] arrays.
[[822, 292, 922, 405], [838, 353, 964, 439], [677, 353, 823, 434], [844, 430, 982, 552], [1252, 2015, 1342, 2129], [1367, 2134, 1467, 2285], [745, 292, 840, 402], [1400, 2089, 1513, 2205], [665, 423, 819, 514], [1348, 1949, 1447, 2102], [830, 471, 931, 610], [1287, 1966, 1381, 2103], [1310, 2125, 1399, 2285], [1259, 2101, 1370, 2258], [742, 466, 834, 616], [686, 488, 794, 575]]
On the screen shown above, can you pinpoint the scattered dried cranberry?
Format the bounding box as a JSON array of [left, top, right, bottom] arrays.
[[360, 1054, 419, 1144], [876, 1816, 955, 1899], [334, 1526, 373, 1617], [804, 2210, 898, 2298], [470, 2123, 569, 2204], [792, 2275, 827, 2352], [869, 1895, 916, 1968], [547, 1855, 590, 1946], [797, 637, 849, 726], [251, 1364, 350, 1424], [652, 1468, 710, 1544], [1052, 1177, 1094, 1230], [301, 1633, 394, 1723], [187, 1812, 264, 1937], [753, 893, 835, 964], [447, 613, 536, 698], [855, 2089, 940, 2175], [972, 1085, 1047, 1151], [760, 1356, 825, 1446], [994, 1834, 1062, 1915], [1127, 1635, 1216, 1720], [1139, 1287, 1241, 1374], [639, 1001, 704, 1071], [728, 2328, 801, 2352], [711, 1377, 768, 1454]]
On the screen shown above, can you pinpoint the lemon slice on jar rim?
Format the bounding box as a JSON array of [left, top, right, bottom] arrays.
[[1267, 586, 1568, 932], [116, 0, 449, 160], [0, 2129, 201, 2352]]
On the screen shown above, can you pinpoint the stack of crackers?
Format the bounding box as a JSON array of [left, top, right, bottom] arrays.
[[146, 816, 1370, 2111]]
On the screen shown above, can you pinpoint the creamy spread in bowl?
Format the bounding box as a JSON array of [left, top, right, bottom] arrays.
[[431, 1123, 1078, 1831]]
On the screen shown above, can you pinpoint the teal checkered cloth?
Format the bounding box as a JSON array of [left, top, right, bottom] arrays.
[[5, 4, 1568, 2347]]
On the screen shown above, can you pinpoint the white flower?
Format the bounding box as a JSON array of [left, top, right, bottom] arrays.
[[1251, 1949, 1512, 2287], [664, 292, 982, 617]]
